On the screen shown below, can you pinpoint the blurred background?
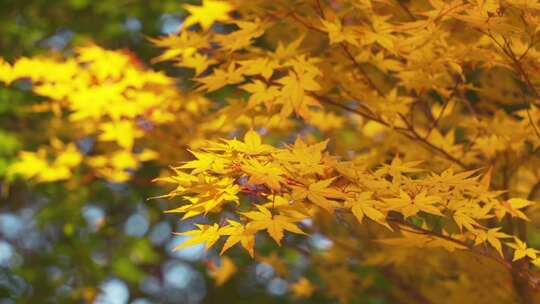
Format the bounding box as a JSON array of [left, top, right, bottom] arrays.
[[0, 1, 334, 303]]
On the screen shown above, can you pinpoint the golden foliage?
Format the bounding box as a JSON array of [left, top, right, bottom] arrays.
[[8, 0, 540, 302]]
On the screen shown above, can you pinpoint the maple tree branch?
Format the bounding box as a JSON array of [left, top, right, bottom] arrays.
[[423, 81, 460, 140], [526, 107, 540, 140], [495, 151, 532, 304], [284, 236, 433, 304], [482, 30, 540, 103], [423, 98, 449, 140], [314, 0, 325, 18], [304, 220, 435, 304], [509, 145, 540, 176], [314, 93, 469, 169], [513, 183, 539, 302], [518, 36, 540, 61], [307, 3, 469, 169], [381, 267, 434, 304], [309, 0, 387, 98], [514, 259, 534, 304], [514, 213, 534, 303], [488, 32, 540, 138], [289, 12, 325, 33], [528, 180, 540, 201], [387, 217, 470, 247], [501, 37, 539, 100], [317, 207, 540, 301], [494, 34, 540, 141], [290, 2, 472, 165], [399, 113, 469, 169], [312, 93, 407, 132], [331, 209, 540, 296], [386, 217, 540, 291], [340, 44, 386, 98], [394, 0, 417, 21], [454, 86, 479, 122], [264, 4, 324, 33]]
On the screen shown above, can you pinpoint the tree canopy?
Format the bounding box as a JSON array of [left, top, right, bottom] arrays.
[[3, 0, 540, 303]]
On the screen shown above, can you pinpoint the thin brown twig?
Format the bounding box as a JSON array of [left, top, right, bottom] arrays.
[[527, 107, 540, 139], [314, 93, 469, 169], [386, 217, 540, 290], [482, 30, 539, 101], [394, 0, 417, 21], [312, 93, 407, 132], [424, 82, 460, 139], [483, 30, 540, 139], [340, 44, 386, 98], [309, 0, 387, 98], [314, 0, 325, 18], [399, 113, 469, 169]]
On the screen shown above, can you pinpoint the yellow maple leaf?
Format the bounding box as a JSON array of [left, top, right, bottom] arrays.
[[292, 177, 345, 213], [228, 129, 274, 155], [385, 190, 443, 218], [242, 158, 285, 191], [208, 256, 237, 286], [0, 58, 12, 84], [277, 64, 321, 118], [362, 15, 395, 51], [165, 175, 239, 216], [320, 18, 359, 46], [238, 57, 278, 80], [346, 192, 392, 230], [196, 63, 245, 92], [242, 205, 305, 245], [275, 137, 328, 175], [241, 80, 281, 108], [474, 227, 512, 257], [183, 0, 232, 30], [181, 52, 216, 75], [273, 35, 305, 61], [8, 141, 82, 183], [219, 220, 256, 257], [453, 211, 481, 232], [507, 237, 539, 261], [496, 198, 534, 221], [98, 120, 143, 149], [150, 31, 210, 62], [216, 19, 266, 52], [180, 151, 230, 174], [174, 223, 221, 251]]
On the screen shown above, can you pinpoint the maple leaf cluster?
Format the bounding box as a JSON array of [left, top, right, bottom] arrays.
[[161, 130, 535, 264]]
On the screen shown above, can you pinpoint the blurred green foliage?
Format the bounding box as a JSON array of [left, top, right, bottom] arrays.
[[0, 0, 184, 60]]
